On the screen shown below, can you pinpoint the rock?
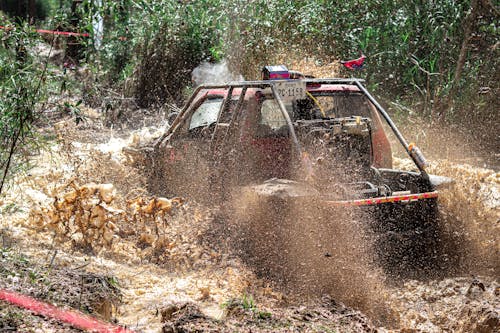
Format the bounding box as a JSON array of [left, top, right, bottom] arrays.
[[474, 310, 499, 333], [161, 304, 180, 322]]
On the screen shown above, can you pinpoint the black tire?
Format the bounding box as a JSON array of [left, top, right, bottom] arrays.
[[369, 199, 444, 279]]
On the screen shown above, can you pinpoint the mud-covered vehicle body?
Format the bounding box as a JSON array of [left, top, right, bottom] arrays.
[[150, 72, 449, 276]]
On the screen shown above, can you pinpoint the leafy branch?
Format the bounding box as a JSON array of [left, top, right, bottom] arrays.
[[0, 23, 53, 195]]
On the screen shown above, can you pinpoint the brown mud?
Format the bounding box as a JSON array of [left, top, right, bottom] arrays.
[[0, 108, 498, 332]]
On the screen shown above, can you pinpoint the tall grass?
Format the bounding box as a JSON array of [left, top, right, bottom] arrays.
[[4, 1, 498, 123], [0, 22, 50, 194], [110, 0, 495, 118], [55, 0, 496, 118]]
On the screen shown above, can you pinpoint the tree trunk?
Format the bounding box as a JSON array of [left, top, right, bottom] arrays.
[[28, 0, 36, 22], [66, 0, 84, 64], [441, 0, 480, 121], [16, 0, 24, 20]]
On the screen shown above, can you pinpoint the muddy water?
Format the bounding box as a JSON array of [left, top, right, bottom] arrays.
[[0, 118, 498, 332]]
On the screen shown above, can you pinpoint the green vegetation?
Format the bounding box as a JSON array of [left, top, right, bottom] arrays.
[[222, 294, 272, 319], [21, 0, 494, 114], [0, 21, 50, 194]]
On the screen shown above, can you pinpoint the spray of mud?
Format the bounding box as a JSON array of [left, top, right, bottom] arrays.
[[429, 161, 499, 275], [398, 116, 499, 170], [385, 114, 499, 277], [222, 114, 499, 328], [392, 157, 499, 276], [227, 175, 395, 325], [285, 203, 393, 323]]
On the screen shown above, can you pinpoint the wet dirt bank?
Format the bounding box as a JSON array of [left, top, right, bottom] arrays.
[[0, 115, 498, 332]]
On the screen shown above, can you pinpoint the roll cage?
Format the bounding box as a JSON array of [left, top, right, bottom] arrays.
[[154, 78, 428, 178]]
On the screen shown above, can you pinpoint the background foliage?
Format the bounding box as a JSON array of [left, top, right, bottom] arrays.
[[4, 0, 496, 114], [110, 0, 497, 120]]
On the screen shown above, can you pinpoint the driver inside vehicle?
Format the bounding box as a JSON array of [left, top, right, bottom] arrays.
[[293, 98, 324, 120]]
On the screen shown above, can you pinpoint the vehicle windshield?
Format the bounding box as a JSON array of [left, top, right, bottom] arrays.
[[189, 98, 223, 130], [261, 99, 288, 130]]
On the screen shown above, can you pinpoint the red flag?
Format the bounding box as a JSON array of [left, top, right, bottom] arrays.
[[341, 54, 366, 70]]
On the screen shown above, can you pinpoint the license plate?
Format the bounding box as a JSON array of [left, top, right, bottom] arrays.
[[275, 80, 306, 101]]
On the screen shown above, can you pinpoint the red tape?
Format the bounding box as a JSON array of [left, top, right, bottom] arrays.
[[323, 191, 438, 207], [0, 289, 134, 333]]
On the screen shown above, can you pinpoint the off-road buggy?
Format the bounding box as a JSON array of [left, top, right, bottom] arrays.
[[144, 67, 450, 278]]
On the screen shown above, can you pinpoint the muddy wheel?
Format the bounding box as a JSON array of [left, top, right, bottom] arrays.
[[369, 199, 445, 279]]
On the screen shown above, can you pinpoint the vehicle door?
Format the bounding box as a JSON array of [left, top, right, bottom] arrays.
[[163, 94, 224, 198], [238, 93, 292, 183]]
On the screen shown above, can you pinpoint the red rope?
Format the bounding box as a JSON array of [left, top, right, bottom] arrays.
[[0, 26, 105, 38], [36, 29, 89, 37], [0, 25, 89, 37], [0, 289, 135, 333]]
